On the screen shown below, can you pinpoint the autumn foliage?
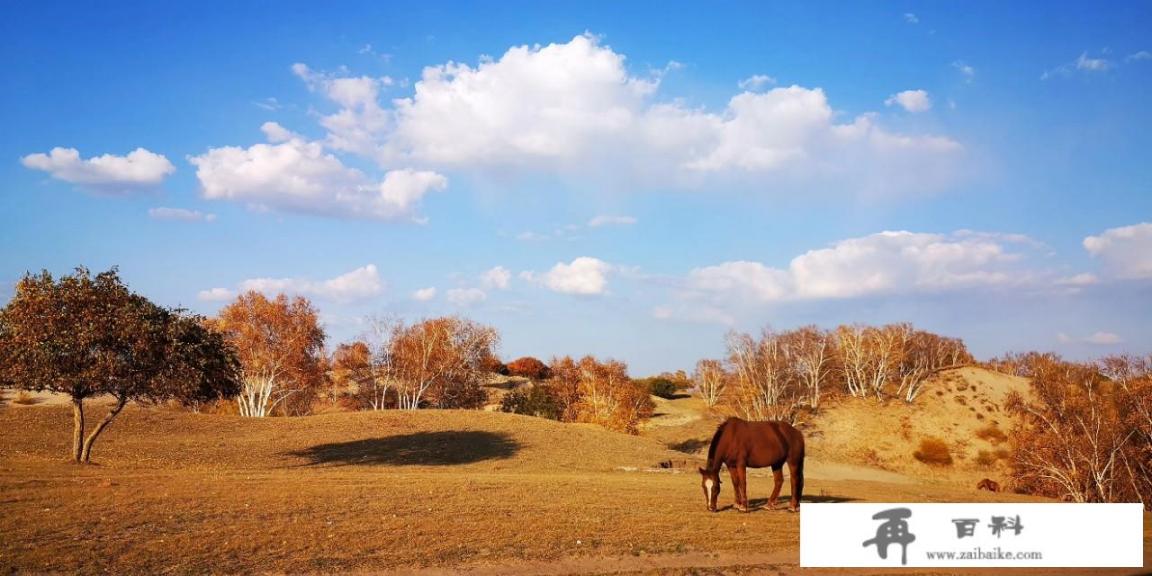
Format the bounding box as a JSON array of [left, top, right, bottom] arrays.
[[213, 292, 326, 417], [501, 355, 653, 433], [0, 267, 241, 462], [1005, 353, 1151, 508], [506, 356, 552, 380], [382, 316, 499, 409]]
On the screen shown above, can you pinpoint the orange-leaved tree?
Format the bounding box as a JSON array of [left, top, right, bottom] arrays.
[[213, 291, 326, 417], [383, 316, 499, 410], [0, 267, 241, 462]]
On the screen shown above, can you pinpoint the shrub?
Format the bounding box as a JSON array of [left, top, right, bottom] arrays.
[[500, 385, 563, 420], [913, 437, 953, 466], [638, 377, 680, 399], [974, 424, 1008, 445], [506, 357, 552, 380], [13, 391, 38, 405]]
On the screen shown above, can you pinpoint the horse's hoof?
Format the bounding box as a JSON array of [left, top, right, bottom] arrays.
[[735, 505, 749, 513], [787, 507, 798, 513]]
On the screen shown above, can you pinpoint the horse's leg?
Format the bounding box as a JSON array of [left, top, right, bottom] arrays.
[[788, 460, 804, 513], [768, 464, 784, 510], [730, 463, 748, 512]]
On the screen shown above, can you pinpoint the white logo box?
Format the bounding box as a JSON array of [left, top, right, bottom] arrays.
[[800, 502, 1144, 568]]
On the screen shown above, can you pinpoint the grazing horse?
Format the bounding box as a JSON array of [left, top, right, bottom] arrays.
[[977, 478, 1000, 492], [698, 417, 805, 513]]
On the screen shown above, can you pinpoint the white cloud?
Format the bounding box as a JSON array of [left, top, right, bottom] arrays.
[[587, 215, 637, 228], [1043, 52, 1115, 79], [412, 287, 437, 301], [903, 12, 919, 24], [1055, 273, 1099, 287], [446, 287, 487, 307], [197, 287, 235, 302], [952, 61, 976, 83], [148, 207, 217, 222], [885, 90, 932, 113], [260, 121, 297, 143], [738, 74, 777, 91], [1083, 222, 1152, 279], [686, 230, 1036, 304], [294, 34, 960, 197], [22, 147, 175, 192], [1086, 331, 1123, 345], [292, 63, 394, 159], [480, 266, 512, 290], [536, 256, 612, 295], [1128, 51, 1152, 62], [224, 264, 385, 302], [1059, 331, 1124, 345], [1076, 52, 1113, 72], [188, 130, 446, 221]]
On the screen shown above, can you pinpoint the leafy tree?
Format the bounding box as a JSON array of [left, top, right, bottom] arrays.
[[382, 316, 499, 410], [0, 267, 241, 462], [500, 384, 563, 420], [213, 291, 326, 417], [507, 356, 552, 380]]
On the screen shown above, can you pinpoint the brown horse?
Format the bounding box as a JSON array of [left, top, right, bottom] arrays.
[[698, 417, 805, 513], [977, 478, 1000, 492]]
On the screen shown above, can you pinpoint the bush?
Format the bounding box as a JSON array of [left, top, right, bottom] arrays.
[[974, 424, 1008, 445], [500, 385, 563, 420], [913, 437, 953, 466], [506, 357, 552, 380], [638, 377, 680, 399]]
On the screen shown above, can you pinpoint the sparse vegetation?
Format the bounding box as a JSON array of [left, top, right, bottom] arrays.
[[975, 423, 1008, 445], [913, 436, 954, 466]]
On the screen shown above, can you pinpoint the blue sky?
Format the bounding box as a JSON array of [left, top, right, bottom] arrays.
[[2, 1, 1150, 375]]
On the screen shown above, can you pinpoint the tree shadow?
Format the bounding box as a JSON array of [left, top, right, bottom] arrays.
[[286, 431, 520, 467]]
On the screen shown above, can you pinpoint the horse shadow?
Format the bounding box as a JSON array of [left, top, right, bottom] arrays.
[[286, 431, 520, 467], [712, 495, 859, 512]]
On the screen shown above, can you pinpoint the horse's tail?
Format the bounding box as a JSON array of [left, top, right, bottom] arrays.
[[705, 419, 731, 472]]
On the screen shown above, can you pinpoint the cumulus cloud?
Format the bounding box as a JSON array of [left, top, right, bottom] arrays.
[[446, 287, 487, 307], [293, 34, 961, 197], [148, 207, 217, 222], [530, 256, 612, 295], [1128, 51, 1152, 62], [202, 265, 384, 302], [188, 129, 446, 221], [292, 63, 394, 159], [22, 147, 175, 193], [685, 230, 1037, 305], [885, 90, 932, 113], [412, 287, 437, 301], [1083, 222, 1152, 279], [480, 266, 512, 290]]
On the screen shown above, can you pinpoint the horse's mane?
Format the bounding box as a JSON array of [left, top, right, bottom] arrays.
[[706, 419, 730, 471]]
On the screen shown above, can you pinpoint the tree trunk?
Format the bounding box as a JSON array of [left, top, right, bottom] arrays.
[[71, 398, 85, 463], [80, 396, 128, 463]]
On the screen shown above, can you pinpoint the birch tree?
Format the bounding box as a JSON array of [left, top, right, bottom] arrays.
[[383, 316, 498, 410], [692, 359, 727, 408], [214, 292, 325, 418]]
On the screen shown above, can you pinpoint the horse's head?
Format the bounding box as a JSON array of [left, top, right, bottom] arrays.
[[698, 467, 721, 512]]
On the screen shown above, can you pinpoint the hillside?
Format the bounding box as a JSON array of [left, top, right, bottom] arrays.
[[2, 377, 1147, 575], [805, 366, 1030, 486]]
